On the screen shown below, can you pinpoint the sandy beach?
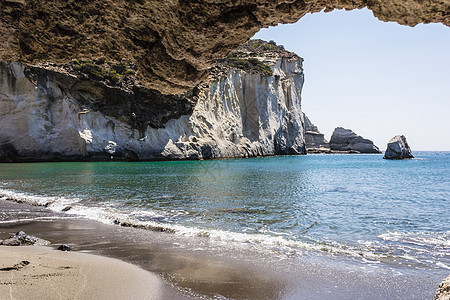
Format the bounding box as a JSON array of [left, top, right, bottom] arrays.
[[0, 245, 163, 300], [0, 199, 445, 299]]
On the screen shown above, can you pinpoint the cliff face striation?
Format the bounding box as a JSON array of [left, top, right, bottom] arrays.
[[1, 0, 448, 95], [0, 40, 305, 162], [303, 113, 330, 153]]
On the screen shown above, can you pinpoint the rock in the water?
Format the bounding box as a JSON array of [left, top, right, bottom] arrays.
[[329, 127, 381, 154], [0, 231, 50, 246], [303, 113, 330, 153], [434, 275, 450, 300], [383, 135, 414, 159], [61, 206, 72, 212], [57, 244, 72, 251]]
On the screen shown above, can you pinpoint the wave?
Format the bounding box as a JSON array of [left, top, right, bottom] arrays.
[[0, 188, 386, 259], [376, 231, 450, 269], [1, 188, 448, 270], [378, 231, 450, 248], [0, 216, 78, 224], [0, 189, 80, 210], [353, 231, 450, 270]]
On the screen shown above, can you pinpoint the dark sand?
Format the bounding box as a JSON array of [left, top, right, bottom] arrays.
[[0, 199, 444, 299]]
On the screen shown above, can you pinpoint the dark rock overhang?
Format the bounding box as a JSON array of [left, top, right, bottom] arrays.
[[1, 0, 449, 95]]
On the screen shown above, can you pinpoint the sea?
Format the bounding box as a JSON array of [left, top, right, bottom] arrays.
[[0, 152, 449, 291]]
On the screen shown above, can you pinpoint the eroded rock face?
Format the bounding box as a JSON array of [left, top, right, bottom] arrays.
[[303, 113, 330, 153], [330, 127, 381, 153], [0, 43, 305, 161], [383, 135, 414, 159], [1, 0, 449, 94]]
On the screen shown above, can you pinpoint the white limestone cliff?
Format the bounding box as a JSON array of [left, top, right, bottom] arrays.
[[0, 55, 305, 161]]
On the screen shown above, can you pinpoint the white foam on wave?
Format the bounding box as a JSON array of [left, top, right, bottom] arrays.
[[0, 189, 79, 210], [0, 216, 76, 224], [372, 231, 450, 269], [0, 187, 389, 261], [436, 262, 450, 270], [171, 224, 390, 261], [0, 188, 165, 223], [378, 231, 450, 248], [3, 187, 447, 268]]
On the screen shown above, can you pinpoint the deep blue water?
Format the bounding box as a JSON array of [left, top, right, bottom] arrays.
[[1, 152, 449, 271]]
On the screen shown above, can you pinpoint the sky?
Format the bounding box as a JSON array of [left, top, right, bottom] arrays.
[[253, 8, 450, 151]]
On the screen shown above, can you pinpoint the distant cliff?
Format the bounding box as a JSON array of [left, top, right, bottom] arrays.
[[303, 113, 330, 153], [0, 40, 305, 162]]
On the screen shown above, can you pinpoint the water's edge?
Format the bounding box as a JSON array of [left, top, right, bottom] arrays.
[[0, 198, 444, 300]]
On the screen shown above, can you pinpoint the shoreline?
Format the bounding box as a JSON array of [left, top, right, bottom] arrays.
[[0, 199, 446, 299], [0, 199, 288, 299], [3, 151, 447, 164], [0, 245, 172, 300]]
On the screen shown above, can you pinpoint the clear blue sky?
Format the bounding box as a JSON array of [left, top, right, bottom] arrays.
[[254, 8, 450, 151]]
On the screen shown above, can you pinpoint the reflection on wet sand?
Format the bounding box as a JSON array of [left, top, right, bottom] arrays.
[[0, 202, 286, 299]]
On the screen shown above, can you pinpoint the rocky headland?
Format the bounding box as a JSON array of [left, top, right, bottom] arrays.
[[1, 1, 448, 161], [329, 127, 381, 154], [383, 135, 414, 159], [0, 40, 306, 162]]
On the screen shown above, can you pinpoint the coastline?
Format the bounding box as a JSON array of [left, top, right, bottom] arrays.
[[0, 199, 287, 299], [0, 199, 445, 299]]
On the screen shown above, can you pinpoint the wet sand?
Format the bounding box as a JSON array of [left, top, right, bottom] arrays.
[[0, 199, 287, 299], [0, 199, 444, 299]]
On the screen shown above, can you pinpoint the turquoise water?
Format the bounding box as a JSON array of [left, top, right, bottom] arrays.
[[1, 152, 449, 271]]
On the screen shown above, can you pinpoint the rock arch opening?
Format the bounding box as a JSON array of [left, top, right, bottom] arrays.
[[254, 8, 450, 151]]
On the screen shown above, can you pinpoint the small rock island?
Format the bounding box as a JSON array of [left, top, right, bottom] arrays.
[[329, 127, 381, 154], [383, 135, 414, 159]]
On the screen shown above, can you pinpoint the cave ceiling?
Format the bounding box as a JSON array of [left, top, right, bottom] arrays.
[[1, 0, 449, 94]]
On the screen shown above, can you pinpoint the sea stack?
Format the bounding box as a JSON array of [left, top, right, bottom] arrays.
[[303, 113, 330, 153], [383, 135, 414, 159], [329, 127, 381, 154]]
